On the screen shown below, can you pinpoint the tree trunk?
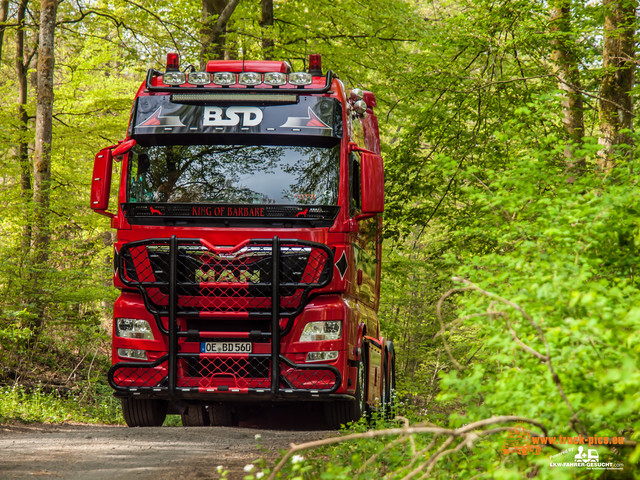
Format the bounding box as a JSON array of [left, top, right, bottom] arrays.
[[0, 0, 8, 64], [16, 0, 31, 258], [549, 0, 585, 175], [30, 0, 58, 331], [200, 0, 240, 68], [598, 0, 637, 171], [260, 0, 274, 60]]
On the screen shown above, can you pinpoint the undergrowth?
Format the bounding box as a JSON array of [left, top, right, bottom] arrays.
[[0, 383, 123, 425], [0, 313, 125, 426]]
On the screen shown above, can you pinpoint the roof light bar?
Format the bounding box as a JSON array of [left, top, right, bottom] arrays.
[[146, 68, 334, 94]]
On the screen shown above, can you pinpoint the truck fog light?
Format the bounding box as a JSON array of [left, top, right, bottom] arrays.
[[213, 72, 236, 85], [238, 72, 262, 86], [306, 351, 338, 362], [263, 72, 287, 86], [163, 72, 186, 85], [288, 72, 312, 85], [115, 318, 154, 340], [117, 348, 148, 360], [188, 72, 212, 85], [300, 320, 342, 342]]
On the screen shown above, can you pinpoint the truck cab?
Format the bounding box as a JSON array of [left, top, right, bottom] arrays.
[[91, 54, 395, 428]]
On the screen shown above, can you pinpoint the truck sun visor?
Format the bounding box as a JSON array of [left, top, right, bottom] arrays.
[[132, 95, 342, 138]]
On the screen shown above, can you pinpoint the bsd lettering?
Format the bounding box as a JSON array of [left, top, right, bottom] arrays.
[[203, 106, 263, 127]]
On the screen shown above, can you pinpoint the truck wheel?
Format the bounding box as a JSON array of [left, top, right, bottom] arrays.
[[381, 353, 388, 413], [121, 398, 167, 427], [384, 341, 396, 419], [209, 403, 237, 426], [181, 404, 210, 426], [323, 401, 352, 429]]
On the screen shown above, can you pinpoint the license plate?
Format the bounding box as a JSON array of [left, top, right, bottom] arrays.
[[200, 342, 252, 354]]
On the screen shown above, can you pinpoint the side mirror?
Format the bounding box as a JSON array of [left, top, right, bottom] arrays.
[[90, 147, 114, 216], [360, 151, 384, 215]]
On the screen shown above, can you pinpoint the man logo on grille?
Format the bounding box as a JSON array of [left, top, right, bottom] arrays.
[[197, 268, 260, 283]]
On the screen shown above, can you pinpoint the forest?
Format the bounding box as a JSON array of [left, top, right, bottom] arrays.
[[0, 0, 639, 478]]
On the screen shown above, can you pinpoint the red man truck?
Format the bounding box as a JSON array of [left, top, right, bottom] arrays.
[[90, 53, 395, 427]]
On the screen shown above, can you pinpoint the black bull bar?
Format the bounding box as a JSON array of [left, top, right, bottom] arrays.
[[108, 236, 343, 399]]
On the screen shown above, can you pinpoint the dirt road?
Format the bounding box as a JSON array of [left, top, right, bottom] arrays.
[[0, 422, 330, 480]]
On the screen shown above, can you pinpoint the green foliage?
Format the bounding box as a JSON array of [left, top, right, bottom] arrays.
[[0, 0, 196, 424], [0, 383, 122, 425], [432, 137, 640, 473]]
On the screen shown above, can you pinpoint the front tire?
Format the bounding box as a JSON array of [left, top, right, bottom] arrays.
[[323, 400, 353, 429], [121, 398, 167, 427], [181, 404, 210, 426], [209, 403, 237, 426]]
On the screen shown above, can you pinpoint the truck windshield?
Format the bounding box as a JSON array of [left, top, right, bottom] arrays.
[[127, 143, 339, 205]]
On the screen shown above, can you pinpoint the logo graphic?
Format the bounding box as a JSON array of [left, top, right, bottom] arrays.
[[501, 425, 542, 456], [136, 107, 185, 128], [149, 206, 163, 216], [296, 208, 309, 218], [574, 446, 599, 464], [280, 107, 331, 129], [203, 106, 263, 127], [549, 444, 624, 471]]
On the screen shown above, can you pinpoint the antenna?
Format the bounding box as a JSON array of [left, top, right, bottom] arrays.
[[241, 18, 247, 72]]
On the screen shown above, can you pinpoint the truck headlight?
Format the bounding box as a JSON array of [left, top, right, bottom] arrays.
[[117, 348, 148, 360], [299, 321, 342, 342], [306, 351, 338, 362], [115, 318, 154, 340]]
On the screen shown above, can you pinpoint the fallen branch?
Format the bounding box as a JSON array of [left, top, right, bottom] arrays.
[[267, 415, 550, 480]]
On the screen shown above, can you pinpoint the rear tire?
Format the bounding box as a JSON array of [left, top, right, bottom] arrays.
[[181, 404, 210, 426], [384, 341, 396, 419], [121, 398, 167, 427]]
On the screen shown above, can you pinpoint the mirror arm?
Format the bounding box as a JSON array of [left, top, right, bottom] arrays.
[[354, 213, 377, 222], [348, 142, 373, 154], [94, 210, 115, 219]]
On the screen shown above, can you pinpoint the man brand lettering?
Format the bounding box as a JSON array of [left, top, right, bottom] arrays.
[[191, 206, 266, 217], [203, 107, 263, 127]]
